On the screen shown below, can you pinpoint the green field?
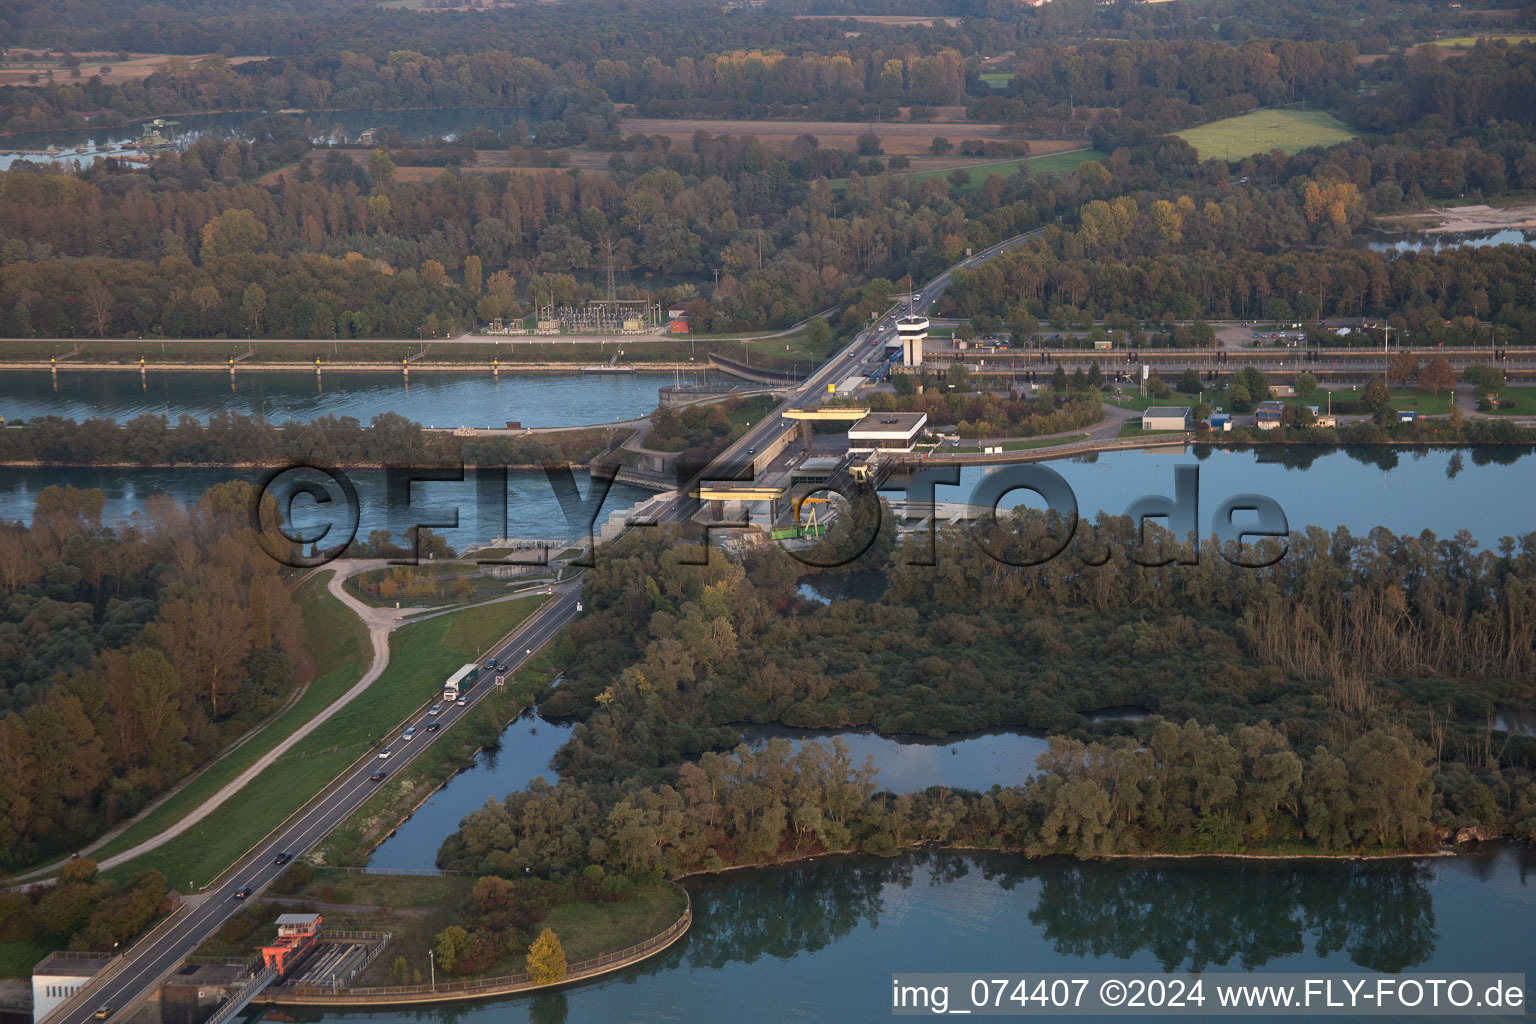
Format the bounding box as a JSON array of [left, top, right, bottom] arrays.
[[1294, 387, 1454, 416], [831, 148, 1106, 193], [1484, 386, 1536, 416], [1106, 389, 1214, 412], [106, 594, 546, 888], [980, 71, 1014, 89], [1430, 34, 1535, 46], [905, 149, 1106, 191], [1175, 109, 1357, 161]]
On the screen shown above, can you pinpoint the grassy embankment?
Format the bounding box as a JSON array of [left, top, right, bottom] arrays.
[[1175, 109, 1356, 160], [103, 591, 546, 889], [194, 870, 685, 987], [315, 644, 563, 868]]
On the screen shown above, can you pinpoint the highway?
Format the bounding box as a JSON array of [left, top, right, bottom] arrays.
[[52, 586, 583, 1024], [647, 228, 1045, 525]]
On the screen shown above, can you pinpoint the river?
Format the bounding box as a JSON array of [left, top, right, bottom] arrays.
[[1361, 227, 1536, 252], [0, 369, 693, 429], [0, 466, 653, 549], [247, 844, 1535, 1023], [937, 444, 1536, 545], [5, 446, 1533, 547]]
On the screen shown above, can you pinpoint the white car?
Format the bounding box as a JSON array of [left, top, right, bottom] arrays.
[[456, 697, 468, 706], [428, 704, 443, 716], [377, 747, 392, 759], [402, 726, 417, 741]]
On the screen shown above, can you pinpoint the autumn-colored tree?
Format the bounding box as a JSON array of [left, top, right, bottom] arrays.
[[1386, 352, 1420, 386], [1418, 356, 1455, 395], [463, 254, 482, 296], [526, 928, 567, 984], [199, 209, 268, 259]]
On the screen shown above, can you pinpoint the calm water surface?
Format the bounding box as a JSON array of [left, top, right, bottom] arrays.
[[1364, 227, 1536, 252], [0, 466, 651, 548], [0, 369, 689, 428], [261, 844, 1536, 1023], [368, 710, 574, 871], [935, 445, 1536, 545]]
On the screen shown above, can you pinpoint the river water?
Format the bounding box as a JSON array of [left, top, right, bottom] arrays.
[[0, 369, 692, 429], [1362, 227, 1536, 252], [0, 466, 653, 549], [252, 844, 1535, 1023], [883, 444, 1536, 546]]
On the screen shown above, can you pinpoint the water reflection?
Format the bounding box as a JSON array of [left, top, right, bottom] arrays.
[[368, 710, 574, 870], [253, 845, 1534, 1024], [0, 369, 685, 428], [736, 724, 1050, 793]]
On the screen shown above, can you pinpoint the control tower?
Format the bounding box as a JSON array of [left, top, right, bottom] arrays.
[[895, 315, 929, 367]]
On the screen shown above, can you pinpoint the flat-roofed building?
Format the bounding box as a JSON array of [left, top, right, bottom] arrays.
[[1254, 401, 1286, 430], [1142, 406, 1191, 431], [848, 412, 928, 453], [32, 953, 111, 1022]]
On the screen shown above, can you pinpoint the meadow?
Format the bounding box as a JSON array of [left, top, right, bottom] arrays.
[[1175, 109, 1357, 160]]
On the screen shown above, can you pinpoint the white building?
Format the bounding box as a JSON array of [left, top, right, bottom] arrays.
[[33, 953, 111, 1022], [1141, 407, 1191, 431], [895, 316, 928, 367], [848, 412, 929, 453]]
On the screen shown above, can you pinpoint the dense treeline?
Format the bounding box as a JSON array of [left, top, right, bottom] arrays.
[[436, 521, 1536, 876], [943, 243, 1536, 342], [0, 411, 608, 467], [0, 858, 167, 954], [440, 718, 1441, 879], [0, 481, 305, 868]]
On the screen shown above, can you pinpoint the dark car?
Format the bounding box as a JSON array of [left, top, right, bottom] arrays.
[[233, 886, 251, 900], [425, 722, 440, 733], [369, 770, 387, 781], [273, 852, 292, 866]]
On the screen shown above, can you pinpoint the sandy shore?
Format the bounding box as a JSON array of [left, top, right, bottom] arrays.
[[1375, 201, 1536, 234]]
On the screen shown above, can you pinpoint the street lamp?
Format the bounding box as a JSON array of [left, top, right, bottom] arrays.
[[429, 948, 435, 991]]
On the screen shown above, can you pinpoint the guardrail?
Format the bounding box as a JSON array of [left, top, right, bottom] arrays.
[[204, 967, 276, 1024], [897, 431, 1194, 467], [271, 889, 691, 1005]]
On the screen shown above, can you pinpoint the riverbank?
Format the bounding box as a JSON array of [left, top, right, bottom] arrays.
[[1374, 199, 1536, 234]]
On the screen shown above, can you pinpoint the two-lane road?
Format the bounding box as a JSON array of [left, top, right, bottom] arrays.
[[55, 587, 583, 1024]]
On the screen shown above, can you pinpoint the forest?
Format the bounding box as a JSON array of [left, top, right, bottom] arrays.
[[0, 481, 306, 869], [435, 518, 1536, 878]]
